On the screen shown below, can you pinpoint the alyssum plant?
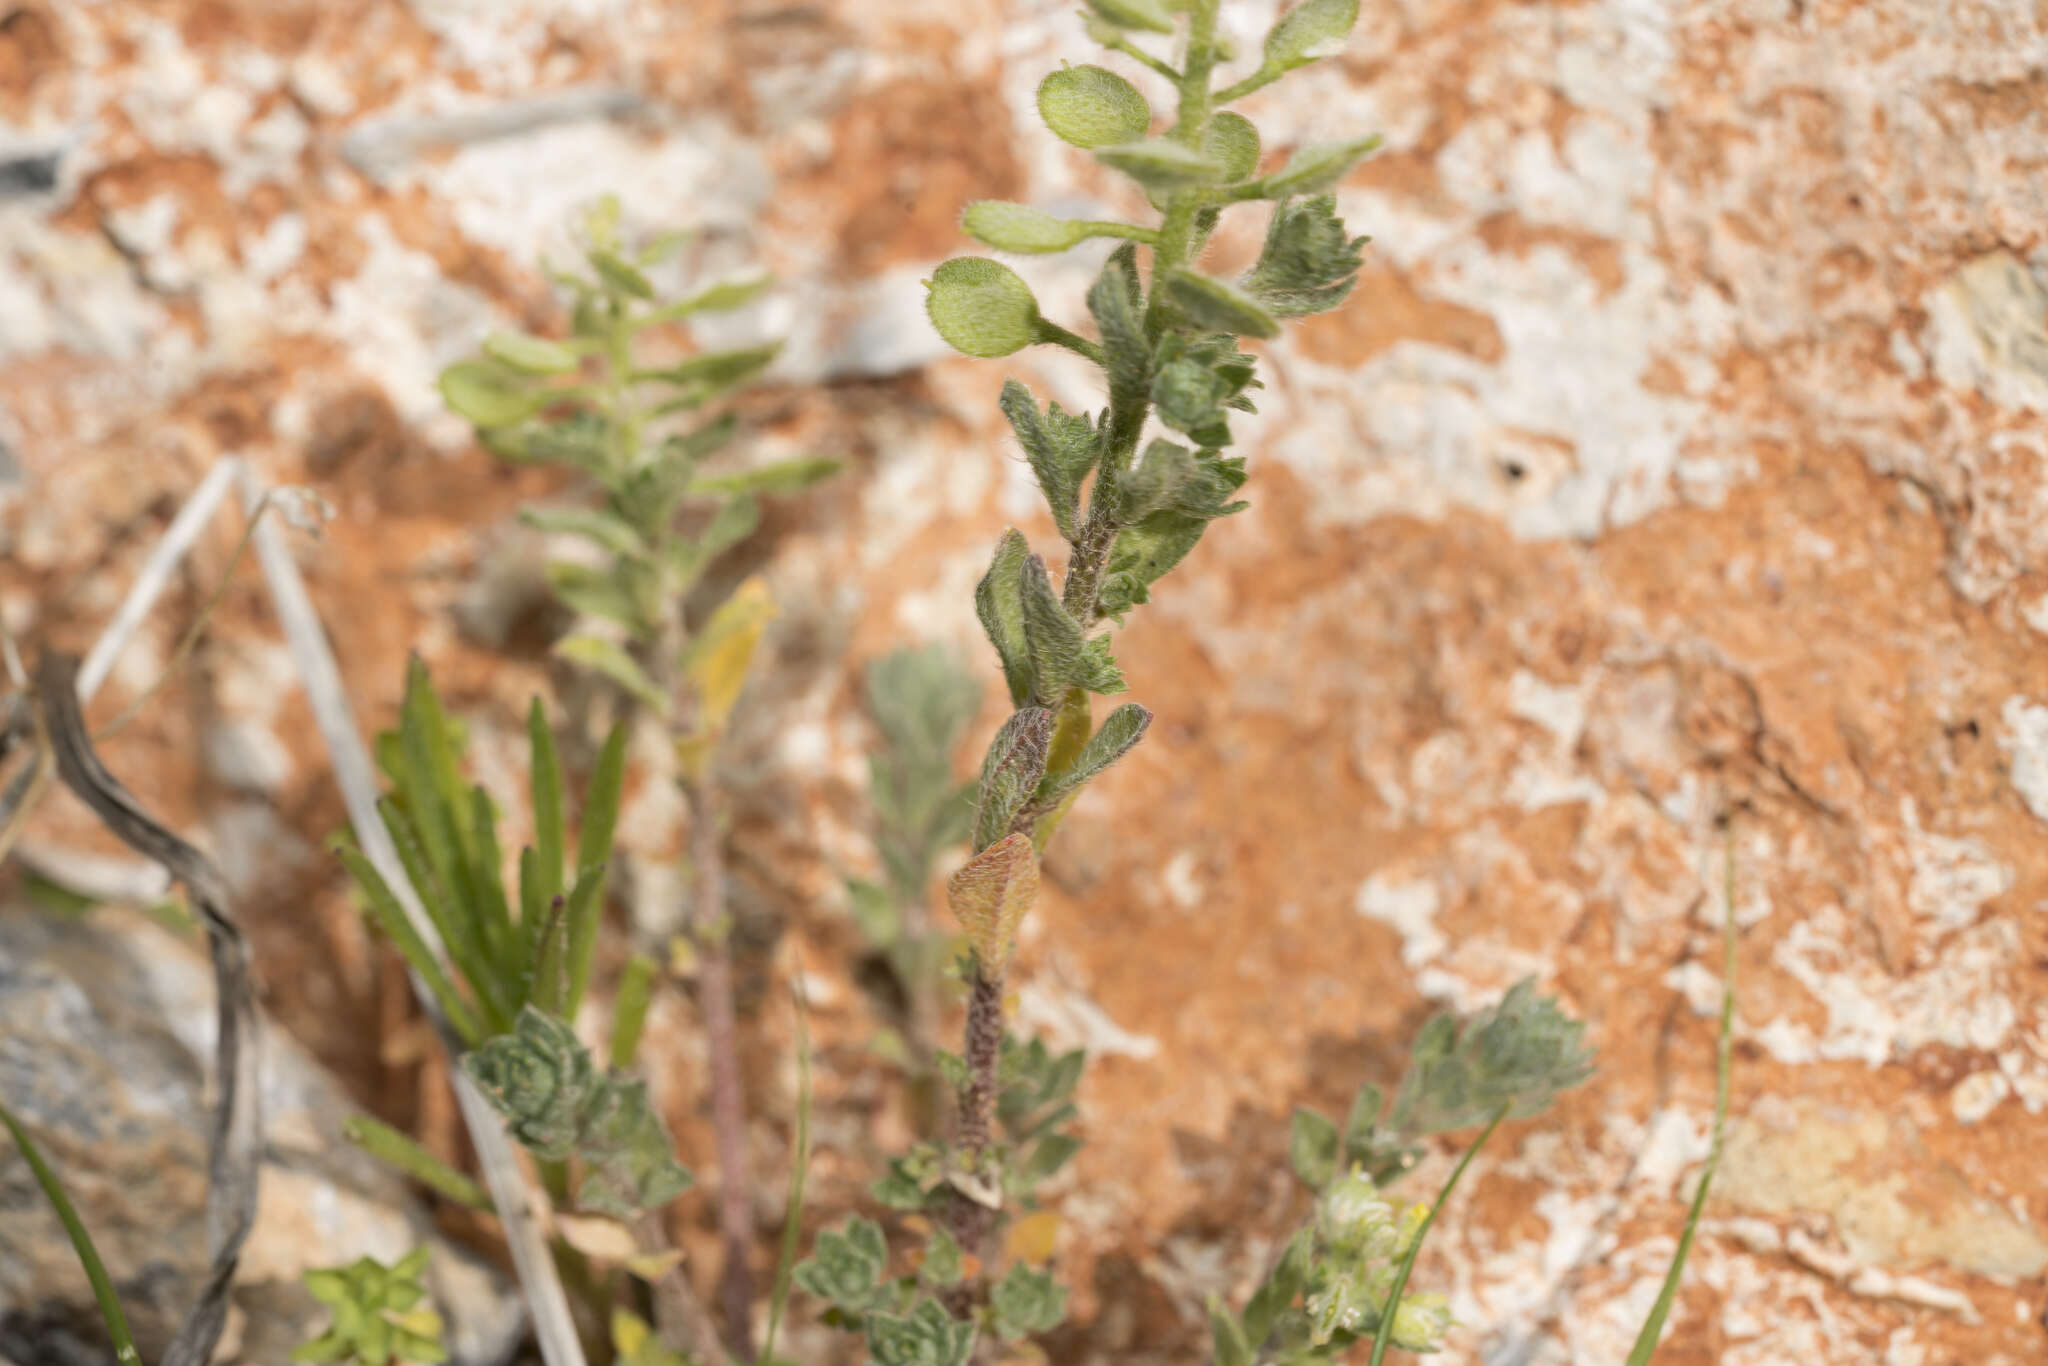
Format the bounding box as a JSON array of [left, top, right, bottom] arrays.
[[788, 0, 1556, 1360]]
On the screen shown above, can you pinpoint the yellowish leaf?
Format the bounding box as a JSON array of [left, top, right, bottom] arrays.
[[946, 832, 1040, 974], [680, 575, 778, 743], [557, 1211, 642, 1262], [625, 1248, 685, 1281], [1005, 1209, 1062, 1265], [612, 1308, 652, 1357]]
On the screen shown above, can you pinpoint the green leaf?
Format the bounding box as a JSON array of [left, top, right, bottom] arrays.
[[554, 635, 669, 715], [866, 1299, 976, 1366], [610, 952, 658, 1070], [1242, 194, 1368, 318], [1088, 244, 1149, 411], [925, 257, 1046, 359], [1098, 449, 1251, 617], [689, 455, 842, 497], [1082, 0, 1174, 33], [0, 1099, 145, 1366], [1264, 0, 1360, 73], [1289, 1106, 1340, 1188], [998, 380, 1097, 540], [963, 201, 1089, 254], [590, 249, 655, 300], [1159, 267, 1281, 339], [484, 331, 581, 374], [638, 341, 783, 396], [793, 1217, 889, 1312], [520, 504, 646, 556], [919, 1228, 965, 1288], [1241, 1228, 1311, 1346], [1210, 1296, 1253, 1366], [846, 878, 901, 948], [975, 529, 1036, 706], [1253, 133, 1383, 198], [1117, 438, 1199, 520], [1094, 137, 1227, 189], [1206, 111, 1261, 182], [1390, 978, 1596, 1136], [973, 707, 1055, 852], [1031, 701, 1150, 808], [1037, 64, 1151, 149], [1149, 334, 1261, 448], [1018, 1130, 1082, 1185], [578, 722, 628, 875], [992, 1264, 1068, 1342], [527, 698, 566, 910], [339, 845, 485, 1045], [439, 360, 547, 428], [1020, 553, 1125, 698], [546, 561, 647, 631], [671, 493, 762, 592], [462, 1006, 693, 1216]]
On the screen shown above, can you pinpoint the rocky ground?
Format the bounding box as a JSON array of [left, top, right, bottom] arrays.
[[4, 1, 2048, 1363]]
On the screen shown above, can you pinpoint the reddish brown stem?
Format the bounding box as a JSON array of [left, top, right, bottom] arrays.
[[945, 964, 1007, 1267], [685, 776, 755, 1358]]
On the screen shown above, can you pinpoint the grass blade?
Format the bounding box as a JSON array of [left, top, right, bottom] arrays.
[[758, 979, 815, 1366], [610, 951, 658, 1070], [340, 844, 485, 1046], [343, 1113, 492, 1211], [0, 1098, 144, 1365], [529, 698, 567, 904], [1627, 833, 1740, 1365], [577, 721, 628, 873], [469, 785, 516, 972], [563, 862, 609, 1019], [380, 796, 511, 1031], [1367, 1105, 1506, 1366]]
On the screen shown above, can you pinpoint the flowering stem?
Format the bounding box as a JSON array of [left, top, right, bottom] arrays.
[[1366, 1104, 1507, 1366]]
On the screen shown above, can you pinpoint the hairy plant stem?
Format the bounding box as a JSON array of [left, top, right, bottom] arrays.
[[684, 775, 756, 1358], [943, 965, 1008, 1278]]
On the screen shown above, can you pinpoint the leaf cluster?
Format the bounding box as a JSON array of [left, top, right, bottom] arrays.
[[341, 658, 626, 1048], [292, 1248, 447, 1366], [437, 193, 836, 717], [462, 1005, 695, 1218]]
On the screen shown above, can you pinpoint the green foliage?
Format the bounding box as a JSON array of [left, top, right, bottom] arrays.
[[1037, 64, 1152, 148], [462, 1006, 694, 1217], [0, 1099, 143, 1366], [1390, 978, 1596, 1135], [1243, 195, 1369, 318], [440, 193, 835, 704], [342, 660, 624, 1048], [991, 1264, 1067, 1342], [292, 1248, 447, 1365]]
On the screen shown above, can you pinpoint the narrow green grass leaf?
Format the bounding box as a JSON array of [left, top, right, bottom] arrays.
[[562, 864, 610, 1021], [759, 980, 815, 1366], [469, 786, 515, 973], [343, 1114, 492, 1211], [1367, 1105, 1506, 1366], [1627, 834, 1739, 1366], [578, 722, 628, 874], [379, 796, 509, 1032], [610, 952, 657, 1071], [0, 1099, 144, 1366], [340, 845, 485, 1045], [529, 698, 566, 904]]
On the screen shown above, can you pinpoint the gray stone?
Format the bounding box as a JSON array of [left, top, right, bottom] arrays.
[[0, 905, 524, 1366]]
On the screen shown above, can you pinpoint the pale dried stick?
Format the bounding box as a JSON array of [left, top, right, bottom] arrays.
[[236, 466, 589, 1366]]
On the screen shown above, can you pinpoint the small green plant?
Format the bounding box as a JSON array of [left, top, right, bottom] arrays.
[[292, 1248, 448, 1366], [846, 644, 981, 1067], [437, 194, 837, 1358]]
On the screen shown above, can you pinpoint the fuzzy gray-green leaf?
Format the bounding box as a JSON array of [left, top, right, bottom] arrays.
[[974, 707, 1054, 851], [1088, 244, 1149, 410], [1094, 138, 1227, 190], [1264, 0, 1360, 73], [975, 530, 1036, 706], [926, 257, 1044, 359], [1020, 553, 1125, 699], [1159, 268, 1281, 340], [999, 380, 1097, 540], [1032, 702, 1150, 808]]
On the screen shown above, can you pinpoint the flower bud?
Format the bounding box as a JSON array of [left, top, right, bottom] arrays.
[[1389, 1292, 1453, 1352]]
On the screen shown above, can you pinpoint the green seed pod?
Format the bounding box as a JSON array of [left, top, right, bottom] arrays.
[[925, 257, 1045, 358], [1094, 137, 1228, 190], [1257, 133, 1383, 197], [1264, 0, 1360, 73], [1159, 267, 1281, 339], [1083, 0, 1175, 34], [1206, 111, 1261, 182], [963, 201, 1088, 254], [1037, 64, 1151, 149]]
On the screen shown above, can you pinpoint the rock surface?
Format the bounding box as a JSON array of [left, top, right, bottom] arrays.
[[0, 905, 522, 1366], [1, 1, 2047, 1363]]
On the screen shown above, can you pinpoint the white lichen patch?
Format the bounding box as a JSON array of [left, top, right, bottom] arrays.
[[1925, 251, 2048, 415], [1354, 872, 1444, 968], [1998, 695, 2048, 823]]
